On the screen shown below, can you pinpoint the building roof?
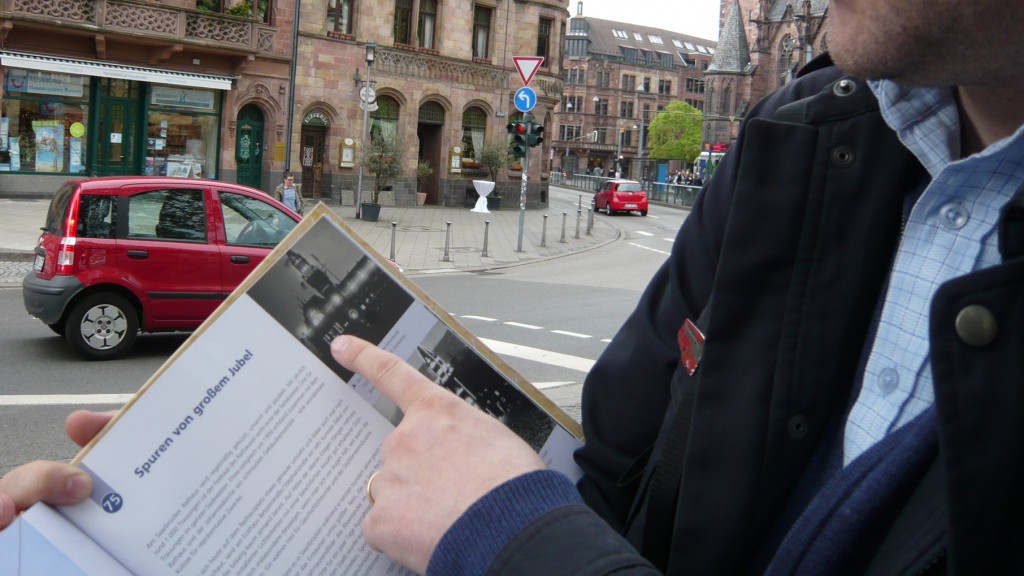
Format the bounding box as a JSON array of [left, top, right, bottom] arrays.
[[569, 16, 716, 68], [707, 0, 751, 74]]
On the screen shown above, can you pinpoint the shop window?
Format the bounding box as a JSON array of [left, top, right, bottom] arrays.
[[145, 85, 221, 179], [1, 68, 90, 174], [418, 0, 437, 49], [461, 107, 486, 162]]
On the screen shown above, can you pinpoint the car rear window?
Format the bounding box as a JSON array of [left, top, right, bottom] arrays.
[[618, 182, 642, 192], [43, 182, 77, 235], [77, 195, 115, 239]]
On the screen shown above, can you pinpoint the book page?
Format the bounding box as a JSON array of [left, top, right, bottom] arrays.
[[0, 504, 132, 576]]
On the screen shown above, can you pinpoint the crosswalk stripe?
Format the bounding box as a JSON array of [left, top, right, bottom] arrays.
[[0, 394, 133, 406], [479, 338, 595, 373]]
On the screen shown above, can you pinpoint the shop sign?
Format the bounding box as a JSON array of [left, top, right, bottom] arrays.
[[302, 146, 313, 167], [150, 86, 216, 110], [5, 69, 84, 97]]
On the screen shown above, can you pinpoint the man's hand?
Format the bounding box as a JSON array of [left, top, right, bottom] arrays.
[[0, 409, 115, 530], [331, 335, 545, 574]]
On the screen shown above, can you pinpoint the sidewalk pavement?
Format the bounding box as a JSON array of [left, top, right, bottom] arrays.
[[0, 192, 619, 286]]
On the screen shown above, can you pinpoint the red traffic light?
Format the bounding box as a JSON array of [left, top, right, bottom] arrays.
[[506, 122, 527, 134]]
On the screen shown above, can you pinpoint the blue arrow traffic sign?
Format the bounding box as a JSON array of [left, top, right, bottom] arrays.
[[514, 86, 537, 113]]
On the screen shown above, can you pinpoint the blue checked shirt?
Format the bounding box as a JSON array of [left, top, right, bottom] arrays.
[[843, 80, 1024, 466]]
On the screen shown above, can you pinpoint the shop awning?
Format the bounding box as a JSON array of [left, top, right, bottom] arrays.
[[0, 51, 234, 91]]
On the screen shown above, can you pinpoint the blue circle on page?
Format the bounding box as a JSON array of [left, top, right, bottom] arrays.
[[102, 492, 124, 513]]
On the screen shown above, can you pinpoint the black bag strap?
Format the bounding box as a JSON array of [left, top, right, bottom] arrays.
[[640, 378, 700, 571]]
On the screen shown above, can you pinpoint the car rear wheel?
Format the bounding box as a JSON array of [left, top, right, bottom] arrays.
[[640, 209, 648, 216], [65, 293, 139, 360], [606, 204, 615, 215]]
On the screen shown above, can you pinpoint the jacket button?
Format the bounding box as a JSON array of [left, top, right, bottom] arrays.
[[955, 305, 997, 347], [787, 415, 809, 439], [831, 146, 855, 168], [833, 79, 856, 97]]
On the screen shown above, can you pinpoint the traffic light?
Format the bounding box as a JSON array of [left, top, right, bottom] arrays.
[[507, 121, 528, 159], [528, 123, 544, 148]]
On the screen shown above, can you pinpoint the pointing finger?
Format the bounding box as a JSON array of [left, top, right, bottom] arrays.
[[331, 335, 438, 412]]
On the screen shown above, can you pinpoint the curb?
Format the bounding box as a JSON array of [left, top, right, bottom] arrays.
[[0, 250, 34, 262]]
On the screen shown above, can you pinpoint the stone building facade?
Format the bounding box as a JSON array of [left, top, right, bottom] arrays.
[[287, 0, 567, 208], [555, 1, 716, 181], [0, 0, 565, 208], [703, 0, 828, 148]]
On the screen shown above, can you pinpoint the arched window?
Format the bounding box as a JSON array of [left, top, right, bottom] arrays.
[[721, 86, 731, 116], [370, 96, 400, 143], [418, 0, 437, 49], [461, 107, 487, 161], [778, 34, 795, 87]]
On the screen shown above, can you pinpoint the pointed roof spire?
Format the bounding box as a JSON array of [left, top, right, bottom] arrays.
[[708, 0, 751, 73]]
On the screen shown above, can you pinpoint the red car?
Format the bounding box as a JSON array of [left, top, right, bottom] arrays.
[[594, 179, 649, 216], [23, 177, 301, 359]]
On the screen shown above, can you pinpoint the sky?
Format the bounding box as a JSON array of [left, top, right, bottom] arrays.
[[572, 0, 721, 42]]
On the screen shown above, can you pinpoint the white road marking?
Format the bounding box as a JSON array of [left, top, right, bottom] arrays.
[[479, 338, 595, 373], [636, 231, 654, 236], [0, 394, 133, 406], [629, 242, 672, 256], [461, 315, 498, 322], [550, 330, 591, 339], [663, 238, 675, 243], [504, 321, 543, 330]]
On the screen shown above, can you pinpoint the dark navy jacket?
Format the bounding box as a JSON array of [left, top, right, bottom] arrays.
[[486, 58, 1024, 575]]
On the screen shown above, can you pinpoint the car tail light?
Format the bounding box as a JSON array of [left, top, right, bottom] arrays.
[[55, 237, 77, 275], [54, 190, 82, 275]]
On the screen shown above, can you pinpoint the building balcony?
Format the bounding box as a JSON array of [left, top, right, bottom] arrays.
[[0, 0, 276, 58], [373, 46, 563, 98]]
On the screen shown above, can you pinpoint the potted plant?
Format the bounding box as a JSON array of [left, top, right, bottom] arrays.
[[360, 132, 403, 222], [415, 160, 433, 206], [477, 140, 514, 210]]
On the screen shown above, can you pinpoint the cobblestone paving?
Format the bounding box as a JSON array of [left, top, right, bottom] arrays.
[[0, 260, 31, 287]]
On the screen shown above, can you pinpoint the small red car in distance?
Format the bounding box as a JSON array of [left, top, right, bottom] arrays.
[[593, 179, 649, 216], [23, 177, 301, 360]]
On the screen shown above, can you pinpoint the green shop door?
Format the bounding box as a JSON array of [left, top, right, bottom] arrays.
[[236, 104, 264, 189], [91, 79, 142, 176]]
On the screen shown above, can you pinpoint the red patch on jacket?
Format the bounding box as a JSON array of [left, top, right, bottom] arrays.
[[677, 319, 705, 376]]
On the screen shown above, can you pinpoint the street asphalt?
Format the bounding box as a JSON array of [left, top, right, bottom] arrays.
[[0, 189, 619, 287]]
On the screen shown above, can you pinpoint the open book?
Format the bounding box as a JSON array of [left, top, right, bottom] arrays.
[[0, 205, 583, 575]]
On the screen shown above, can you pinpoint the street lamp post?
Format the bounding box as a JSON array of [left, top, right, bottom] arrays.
[[564, 101, 572, 173], [634, 83, 645, 182], [355, 41, 376, 219], [615, 128, 623, 178]]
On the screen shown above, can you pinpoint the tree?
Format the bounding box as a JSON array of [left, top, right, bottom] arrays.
[[646, 100, 703, 163], [477, 140, 515, 183], [362, 132, 404, 205]]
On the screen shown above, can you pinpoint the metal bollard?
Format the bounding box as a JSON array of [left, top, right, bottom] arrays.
[[541, 214, 548, 247], [575, 209, 582, 239], [560, 212, 568, 243], [578, 194, 582, 211], [443, 221, 452, 262], [586, 208, 593, 235], [482, 220, 490, 257], [390, 222, 398, 261]]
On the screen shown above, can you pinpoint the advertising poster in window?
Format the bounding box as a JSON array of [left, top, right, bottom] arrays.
[[0, 117, 7, 151], [9, 137, 21, 171], [33, 120, 64, 172], [70, 138, 83, 173]]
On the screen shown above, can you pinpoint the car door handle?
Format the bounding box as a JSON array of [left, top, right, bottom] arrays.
[[230, 255, 251, 264], [126, 250, 148, 259]]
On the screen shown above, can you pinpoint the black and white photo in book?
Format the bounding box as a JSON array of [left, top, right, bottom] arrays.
[[246, 216, 555, 450]]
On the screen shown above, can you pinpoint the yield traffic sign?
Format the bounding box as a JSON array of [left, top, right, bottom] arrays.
[[512, 56, 544, 87]]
